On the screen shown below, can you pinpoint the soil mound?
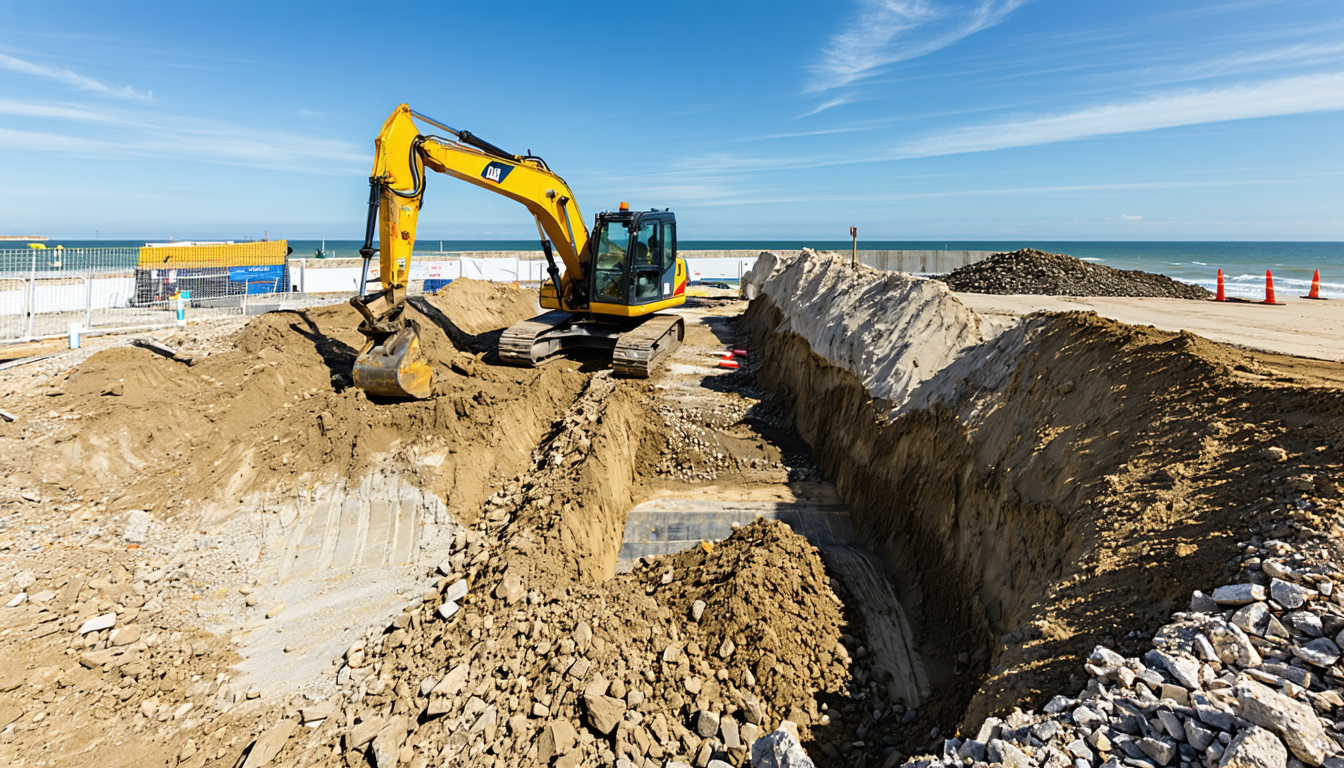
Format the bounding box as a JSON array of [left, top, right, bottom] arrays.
[[319, 516, 859, 767], [631, 519, 850, 710], [50, 281, 575, 522], [940, 248, 1211, 298], [423, 278, 539, 336]]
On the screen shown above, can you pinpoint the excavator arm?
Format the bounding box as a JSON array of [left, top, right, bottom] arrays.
[[349, 104, 591, 398]]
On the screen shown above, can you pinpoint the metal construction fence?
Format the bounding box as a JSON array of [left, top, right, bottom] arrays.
[[3, 246, 995, 344], [288, 252, 769, 295], [1, 242, 290, 342]]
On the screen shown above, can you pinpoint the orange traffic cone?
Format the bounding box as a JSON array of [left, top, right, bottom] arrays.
[[1213, 269, 1226, 301], [1302, 269, 1325, 300], [1259, 270, 1284, 305]]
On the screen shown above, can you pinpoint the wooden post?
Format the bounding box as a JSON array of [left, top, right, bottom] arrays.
[[850, 226, 858, 268]]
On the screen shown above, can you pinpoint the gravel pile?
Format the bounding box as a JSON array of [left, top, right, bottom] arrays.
[[309, 519, 864, 768], [940, 249, 1211, 299], [898, 514, 1344, 768]]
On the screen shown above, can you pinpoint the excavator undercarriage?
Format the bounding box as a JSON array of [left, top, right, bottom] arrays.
[[498, 311, 684, 377]]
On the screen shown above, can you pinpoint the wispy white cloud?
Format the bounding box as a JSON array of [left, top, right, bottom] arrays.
[[896, 72, 1344, 158], [656, 177, 1337, 209], [0, 53, 151, 100], [0, 98, 120, 123], [1172, 40, 1344, 78], [0, 98, 366, 174], [806, 0, 1026, 96], [651, 72, 1344, 179], [797, 96, 855, 118], [1120, 214, 1143, 220], [0, 127, 112, 154]]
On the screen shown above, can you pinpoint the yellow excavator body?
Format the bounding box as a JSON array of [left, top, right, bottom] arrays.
[[349, 104, 687, 399]]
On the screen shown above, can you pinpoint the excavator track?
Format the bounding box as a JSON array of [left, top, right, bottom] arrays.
[[498, 311, 570, 367], [499, 311, 684, 376], [611, 314, 684, 378]]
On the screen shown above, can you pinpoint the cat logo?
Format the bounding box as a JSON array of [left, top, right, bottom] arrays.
[[481, 162, 513, 184]]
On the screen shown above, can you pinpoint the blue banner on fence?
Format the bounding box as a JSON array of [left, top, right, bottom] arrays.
[[228, 264, 285, 294]]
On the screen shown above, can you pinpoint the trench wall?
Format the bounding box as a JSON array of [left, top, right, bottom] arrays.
[[739, 251, 1232, 723]]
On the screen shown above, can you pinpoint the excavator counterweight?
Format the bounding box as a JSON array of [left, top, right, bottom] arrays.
[[349, 104, 687, 398]]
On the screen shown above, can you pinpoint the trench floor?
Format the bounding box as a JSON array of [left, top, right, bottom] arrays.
[[623, 298, 931, 708]]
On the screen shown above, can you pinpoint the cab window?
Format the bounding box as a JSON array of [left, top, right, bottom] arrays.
[[632, 222, 660, 300]]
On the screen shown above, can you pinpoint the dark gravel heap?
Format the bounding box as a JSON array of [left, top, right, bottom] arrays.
[[940, 248, 1212, 299]]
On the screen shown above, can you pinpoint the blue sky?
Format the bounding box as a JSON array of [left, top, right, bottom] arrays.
[[1, 0, 1341, 241]]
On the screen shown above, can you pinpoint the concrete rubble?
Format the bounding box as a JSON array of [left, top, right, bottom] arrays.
[[891, 526, 1344, 768]]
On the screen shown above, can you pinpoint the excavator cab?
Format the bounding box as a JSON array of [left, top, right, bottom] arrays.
[[589, 209, 679, 308]]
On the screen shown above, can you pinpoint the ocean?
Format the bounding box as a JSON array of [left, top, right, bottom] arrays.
[[7, 239, 1342, 300]]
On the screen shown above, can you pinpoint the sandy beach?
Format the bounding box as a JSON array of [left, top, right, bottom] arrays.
[[961, 292, 1344, 363]]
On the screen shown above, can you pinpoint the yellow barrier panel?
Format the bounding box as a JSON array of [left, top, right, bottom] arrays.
[[137, 240, 288, 269]]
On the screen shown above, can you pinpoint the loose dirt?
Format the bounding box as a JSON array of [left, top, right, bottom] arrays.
[[2, 255, 1343, 768], [33, 279, 567, 524]]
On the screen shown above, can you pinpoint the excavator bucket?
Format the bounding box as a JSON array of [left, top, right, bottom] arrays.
[[352, 324, 432, 399]]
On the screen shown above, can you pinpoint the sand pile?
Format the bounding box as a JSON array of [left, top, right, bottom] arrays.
[[940, 248, 1211, 299], [422, 278, 540, 337], [741, 249, 987, 413]]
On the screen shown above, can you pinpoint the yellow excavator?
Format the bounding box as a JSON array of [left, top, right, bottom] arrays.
[[349, 104, 688, 399]]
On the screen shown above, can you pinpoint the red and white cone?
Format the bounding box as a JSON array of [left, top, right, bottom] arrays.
[[1302, 269, 1325, 300], [1258, 270, 1284, 305]]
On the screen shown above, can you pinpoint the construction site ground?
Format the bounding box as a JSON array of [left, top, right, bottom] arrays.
[[1, 262, 1342, 768], [960, 292, 1344, 366]]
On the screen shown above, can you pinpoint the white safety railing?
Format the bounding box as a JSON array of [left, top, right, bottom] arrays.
[[3, 247, 995, 343], [1, 247, 291, 343]]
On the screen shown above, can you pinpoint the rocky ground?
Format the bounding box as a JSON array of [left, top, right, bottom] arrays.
[[939, 249, 1211, 299], [898, 513, 1344, 768]]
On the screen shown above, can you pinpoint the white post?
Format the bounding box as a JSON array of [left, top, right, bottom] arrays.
[[27, 248, 37, 339], [84, 275, 93, 329]]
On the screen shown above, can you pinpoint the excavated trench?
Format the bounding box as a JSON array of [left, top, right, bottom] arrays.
[[502, 247, 1341, 754]]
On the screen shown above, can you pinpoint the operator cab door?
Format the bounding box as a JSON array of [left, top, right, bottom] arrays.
[[629, 216, 667, 306], [659, 218, 677, 300], [592, 219, 632, 306]]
